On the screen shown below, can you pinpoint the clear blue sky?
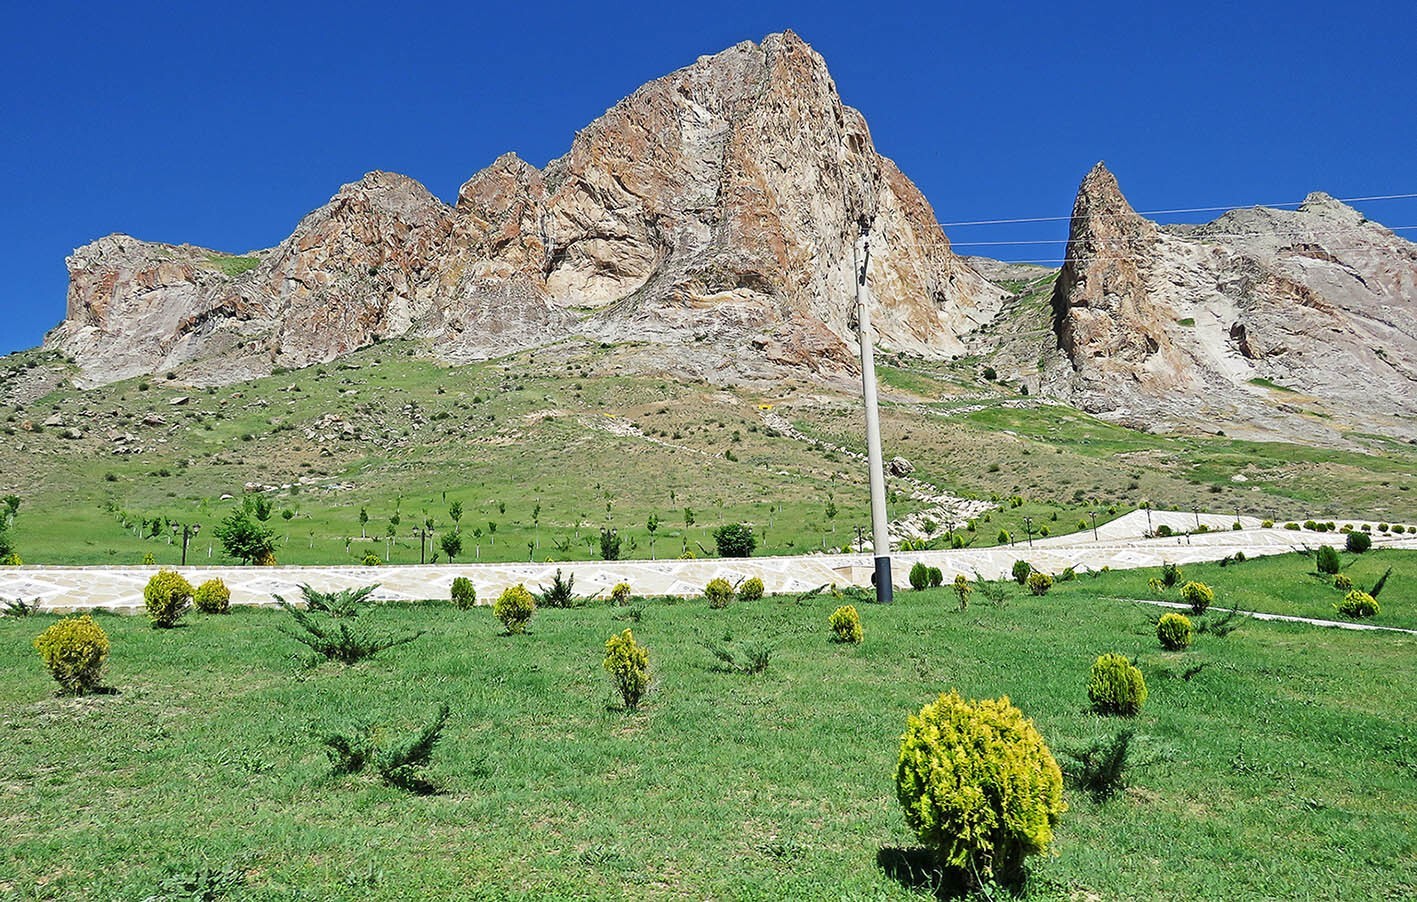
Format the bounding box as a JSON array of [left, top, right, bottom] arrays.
[[4, 0, 1414, 355]]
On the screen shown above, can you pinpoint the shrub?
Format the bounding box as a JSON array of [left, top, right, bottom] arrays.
[[1336, 590, 1379, 619], [214, 507, 275, 565], [450, 577, 476, 610], [909, 562, 930, 591], [604, 628, 650, 710], [610, 582, 634, 605], [927, 566, 944, 588], [1284, 522, 1301, 530], [322, 703, 449, 794], [277, 600, 424, 664], [193, 578, 231, 614], [895, 690, 1065, 882], [361, 552, 381, 566], [287, 583, 378, 618], [536, 569, 579, 608], [1059, 728, 1135, 803], [1179, 581, 1214, 615], [1147, 577, 1166, 593], [705, 577, 735, 609], [1332, 573, 1353, 592], [598, 527, 622, 561], [1155, 523, 1173, 537], [1315, 545, 1341, 575], [705, 638, 774, 674], [143, 569, 193, 628], [1059, 566, 1076, 582], [1011, 560, 1032, 585], [34, 615, 110, 695], [829, 605, 863, 643], [997, 529, 1011, 545], [1088, 654, 1147, 716], [713, 523, 756, 557], [1262, 519, 1274, 528], [494, 584, 536, 634], [1380, 522, 1391, 532], [1026, 571, 1053, 596], [1345, 531, 1372, 553], [738, 576, 764, 602], [1156, 612, 1193, 650], [1160, 561, 1182, 587], [952, 574, 972, 611]]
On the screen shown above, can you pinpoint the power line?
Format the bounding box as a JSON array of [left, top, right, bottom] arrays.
[[942, 224, 1417, 248], [934, 193, 1417, 228]]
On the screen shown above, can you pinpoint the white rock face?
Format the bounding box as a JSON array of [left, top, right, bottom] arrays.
[[47, 31, 1004, 387]]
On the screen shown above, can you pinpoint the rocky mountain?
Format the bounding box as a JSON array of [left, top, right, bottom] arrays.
[[1047, 163, 1417, 441], [48, 31, 1005, 388]]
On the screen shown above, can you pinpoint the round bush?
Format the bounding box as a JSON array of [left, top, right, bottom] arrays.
[[143, 569, 193, 628], [712, 523, 756, 557], [927, 566, 944, 588], [704, 577, 735, 609], [450, 576, 476, 610], [1315, 545, 1341, 575], [34, 614, 110, 695], [361, 552, 381, 566], [1156, 612, 1193, 651], [610, 582, 634, 605], [909, 562, 930, 591], [493, 584, 535, 634], [193, 578, 231, 614], [603, 628, 650, 711], [1179, 581, 1214, 615], [1345, 531, 1372, 553], [1332, 573, 1353, 592], [738, 577, 764, 603], [829, 604, 863, 644], [1011, 560, 1032, 585], [1336, 590, 1379, 619], [1026, 571, 1053, 596], [895, 690, 1065, 881], [1088, 653, 1147, 716]]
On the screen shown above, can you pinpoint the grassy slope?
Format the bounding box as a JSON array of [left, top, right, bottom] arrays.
[[3, 341, 1417, 567], [2, 564, 1415, 899]]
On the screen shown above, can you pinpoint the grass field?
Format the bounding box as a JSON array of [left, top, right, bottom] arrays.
[[3, 560, 1414, 900], [3, 340, 1417, 568]]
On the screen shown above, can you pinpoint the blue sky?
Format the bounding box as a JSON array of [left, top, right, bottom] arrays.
[[3, 0, 1414, 355]]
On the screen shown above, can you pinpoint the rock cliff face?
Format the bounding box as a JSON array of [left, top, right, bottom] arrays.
[[49, 31, 1004, 387], [1050, 163, 1417, 440]]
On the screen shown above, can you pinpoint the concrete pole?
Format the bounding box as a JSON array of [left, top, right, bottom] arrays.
[[854, 227, 893, 603]]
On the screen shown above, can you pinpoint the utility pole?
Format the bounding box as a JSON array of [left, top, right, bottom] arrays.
[[854, 218, 893, 603]]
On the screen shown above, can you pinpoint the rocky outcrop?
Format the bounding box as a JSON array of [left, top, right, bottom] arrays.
[[1050, 163, 1417, 440], [48, 31, 1004, 387]]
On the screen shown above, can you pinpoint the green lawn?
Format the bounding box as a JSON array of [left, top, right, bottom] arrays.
[[3, 570, 1414, 900]]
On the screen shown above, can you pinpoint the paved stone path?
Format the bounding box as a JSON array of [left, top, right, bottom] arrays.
[[3, 510, 1414, 616]]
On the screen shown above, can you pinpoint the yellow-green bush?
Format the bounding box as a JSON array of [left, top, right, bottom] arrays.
[[193, 578, 231, 614], [143, 569, 193, 628], [450, 576, 476, 610], [610, 582, 633, 605], [1336, 589, 1379, 619], [952, 574, 972, 611], [1026, 571, 1053, 596], [704, 577, 734, 609], [1179, 581, 1214, 615], [1156, 612, 1193, 651], [895, 690, 1065, 882], [2, 552, 21, 566], [1332, 573, 1353, 592], [738, 577, 765, 602], [361, 552, 381, 566], [493, 584, 535, 634], [1088, 653, 1147, 716], [34, 615, 110, 695], [603, 628, 650, 710], [829, 604, 863, 644]]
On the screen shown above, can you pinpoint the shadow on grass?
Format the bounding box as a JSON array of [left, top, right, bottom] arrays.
[[876, 847, 1029, 900]]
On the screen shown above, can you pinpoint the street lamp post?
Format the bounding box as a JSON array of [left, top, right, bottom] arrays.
[[1022, 516, 1034, 548], [171, 523, 200, 566], [1090, 510, 1099, 542], [411, 525, 432, 565]]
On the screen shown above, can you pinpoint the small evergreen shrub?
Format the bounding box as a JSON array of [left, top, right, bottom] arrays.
[[537, 569, 579, 608], [895, 690, 1065, 883], [144, 569, 193, 628], [738, 577, 764, 602], [1155, 524, 1173, 537], [610, 582, 633, 605], [1088, 654, 1147, 716], [997, 529, 1010, 545], [1026, 571, 1053, 596], [1336, 590, 1379, 619], [1160, 561, 1182, 587], [1284, 522, 1301, 530], [1156, 612, 1193, 650], [494, 585, 536, 634], [1011, 560, 1032, 585], [603, 628, 650, 710], [909, 562, 930, 591], [1332, 573, 1353, 592], [1059, 567, 1076, 582], [322, 703, 449, 794], [450, 577, 476, 610], [1315, 545, 1341, 575], [927, 566, 944, 588], [277, 600, 423, 664], [712, 523, 756, 557], [1179, 581, 1214, 615], [1262, 519, 1274, 528], [952, 574, 972, 611], [193, 578, 231, 614], [1345, 531, 1372, 553], [290, 583, 377, 618], [34, 614, 110, 694], [829, 605, 863, 644], [705, 577, 735, 609]]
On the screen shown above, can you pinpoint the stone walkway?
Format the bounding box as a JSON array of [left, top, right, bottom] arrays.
[[3, 510, 1414, 615]]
